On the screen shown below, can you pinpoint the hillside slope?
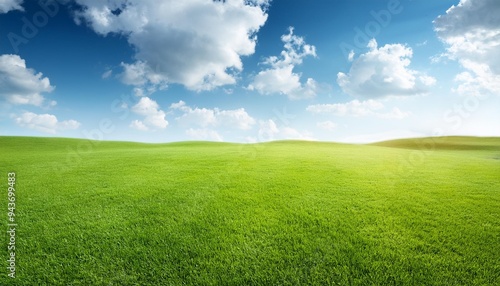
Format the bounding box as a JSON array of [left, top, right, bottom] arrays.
[[371, 136, 500, 151], [0, 136, 499, 285]]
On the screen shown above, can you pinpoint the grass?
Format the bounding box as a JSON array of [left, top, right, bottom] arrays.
[[0, 136, 499, 285]]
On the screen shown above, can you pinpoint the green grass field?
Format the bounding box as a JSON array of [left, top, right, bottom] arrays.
[[0, 136, 499, 285]]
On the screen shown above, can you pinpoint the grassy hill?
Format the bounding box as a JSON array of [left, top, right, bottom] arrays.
[[0, 136, 499, 285], [372, 136, 500, 151]]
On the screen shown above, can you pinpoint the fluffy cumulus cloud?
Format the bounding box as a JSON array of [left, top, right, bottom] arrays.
[[0, 54, 55, 106], [307, 99, 410, 119], [434, 0, 500, 96], [15, 112, 80, 134], [74, 0, 269, 91], [129, 119, 149, 131], [337, 39, 436, 98], [0, 0, 23, 13], [170, 100, 255, 130], [248, 27, 319, 100], [130, 97, 168, 131]]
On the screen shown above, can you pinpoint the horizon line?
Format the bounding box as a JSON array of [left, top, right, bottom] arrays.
[[1, 134, 499, 146]]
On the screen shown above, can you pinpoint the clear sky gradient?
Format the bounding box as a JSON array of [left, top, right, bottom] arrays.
[[1, 0, 499, 143]]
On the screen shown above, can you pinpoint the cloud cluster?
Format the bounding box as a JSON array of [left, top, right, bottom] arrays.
[[337, 39, 435, 98], [168, 100, 256, 141], [15, 112, 80, 134], [0, 54, 55, 106], [248, 27, 319, 100], [0, 0, 23, 13], [434, 0, 500, 96], [307, 99, 410, 119], [170, 100, 255, 130], [74, 0, 269, 91], [130, 97, 168, 131]]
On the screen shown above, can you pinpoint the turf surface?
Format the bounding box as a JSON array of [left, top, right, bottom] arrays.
[[0, 136, 499, 285]]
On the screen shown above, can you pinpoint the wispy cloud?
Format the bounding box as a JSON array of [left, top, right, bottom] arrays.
[[0, 0, 23, 14], [307, 99, 410, 119], [317, 121, 337, 131]]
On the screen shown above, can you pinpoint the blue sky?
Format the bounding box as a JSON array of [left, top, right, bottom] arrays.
[[1, 0, 499, 143]]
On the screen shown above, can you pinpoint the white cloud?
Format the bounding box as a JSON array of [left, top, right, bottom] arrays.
[[120, 62, 168, 97], [337, 39, 436, 98], [257, 119, 313, 141], [317, 121, 337, 131], [306, 99, 410, 119], [248, 27, 319, 100], [0, 0, 23, 13], [59, 120, 80, 130], [177, 107, 217, 128], [101, 69, 112, 79], [307, 100, 383, 116], [419, 75, 437, 86], [186, 128, 223, 142], [0, 54, 55, 106], [130, 119, 149, 131], [348, 50, 355, 62], [131, 97, 168, 129], [258, 119, 279, 140], [74, 0, 269, 91], [120, 61, 160, 86], [170, 100, 255, 130], [416, 40, 428, 47], [170, 100, 189, 111], [217, 108, 256, 130], [434, 0, 500, 96], [15, 112, 80, 134]]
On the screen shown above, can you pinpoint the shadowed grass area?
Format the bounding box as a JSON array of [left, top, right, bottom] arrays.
[[0, 136, 499, 285], [371, 136, 500, 151]]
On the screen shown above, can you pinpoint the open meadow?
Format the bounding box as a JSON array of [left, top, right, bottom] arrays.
[[0, 136, 499, 285]]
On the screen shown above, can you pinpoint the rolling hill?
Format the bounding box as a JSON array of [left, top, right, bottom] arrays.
[[0, 136, 498, 285]]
